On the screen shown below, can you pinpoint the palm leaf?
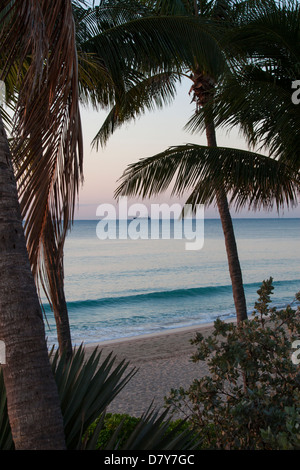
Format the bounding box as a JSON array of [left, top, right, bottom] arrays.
[[115, 144, 300, 212], [80, 6, 229, 111], [199, 0, 300, 167], [93, 71, 180, 148], [50, 344, 137, 450], [0, 1, 84, 318], [85, 13, 226, 75]]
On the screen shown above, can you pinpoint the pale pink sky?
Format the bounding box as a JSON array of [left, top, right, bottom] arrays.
[[75, 79, 300, 220]]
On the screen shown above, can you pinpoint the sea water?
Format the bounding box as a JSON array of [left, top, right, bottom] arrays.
[[43, 218, 300, 347]]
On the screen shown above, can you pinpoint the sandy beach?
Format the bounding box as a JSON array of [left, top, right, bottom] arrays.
[[83, 322, 225, 418]]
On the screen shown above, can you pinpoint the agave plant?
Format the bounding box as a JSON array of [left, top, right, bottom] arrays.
[[0, 345, 136, 450], [0, 344, 200, 450], [50, 344, 137, 449]]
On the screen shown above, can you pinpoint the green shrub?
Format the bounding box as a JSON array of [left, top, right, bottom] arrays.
[[86, 412, 201, 450], [166, 278, 300, 450], [261, 405, 300, 450], [87, 413, 140, 449]]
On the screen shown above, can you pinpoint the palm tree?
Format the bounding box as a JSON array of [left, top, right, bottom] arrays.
[[21, 0, 233, 353], [93, 0, 251, 323], [0, 114, 66, 450], [96, 0, 300, 324], [198, 0, 300, 169], [0, 0, 87, 449]]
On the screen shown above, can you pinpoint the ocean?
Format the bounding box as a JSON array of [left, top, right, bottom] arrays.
[[43, 218, 300, 347]]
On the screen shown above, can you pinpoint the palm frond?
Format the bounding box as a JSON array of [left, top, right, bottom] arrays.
[[84, 13, 227, 82], [115, 144, 300, 212], [50, 344, 137, 450], [202, 0, 300, 167], [0, 1, 84, 311], [93, 71, 180, 148]]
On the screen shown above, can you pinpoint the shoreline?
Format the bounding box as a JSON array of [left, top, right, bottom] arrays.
[[83, 319, 236, 418], [84, 321, 218, 348], [83, 316, 237, 351]]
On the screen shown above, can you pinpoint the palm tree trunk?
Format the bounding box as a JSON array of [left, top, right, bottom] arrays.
[[43, 213, 73, 359], [0, 113, 66, 449], [205, 115, 248, 324]]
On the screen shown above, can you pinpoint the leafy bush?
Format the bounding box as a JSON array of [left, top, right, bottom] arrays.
[[82, 405, 200, 450], [86, 412, 199, 450], [166, 278, 300, 450], [87, 413, 140, 449], [261, 405, 300, 450]]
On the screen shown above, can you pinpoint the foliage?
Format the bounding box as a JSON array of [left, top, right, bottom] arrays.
[[82, 406, 201, 450], [50, 344, 136, 449], [0, 345, 199, 450], [91, 0, 229, 148], [197, 0, 300, 168], [114, 143, 300, 213], [0, 345, 136, 450], [261, 405, 300, 450], [87, 413, 140, 449], [166, 278, 300, 449], [85, 412, 200, 450]]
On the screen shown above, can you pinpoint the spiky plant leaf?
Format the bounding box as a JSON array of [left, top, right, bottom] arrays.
[[0, 369, 13, 450], [50, 344, 137, 449]]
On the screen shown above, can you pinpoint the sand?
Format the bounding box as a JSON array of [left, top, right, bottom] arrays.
[[83, 322, 226, 418]]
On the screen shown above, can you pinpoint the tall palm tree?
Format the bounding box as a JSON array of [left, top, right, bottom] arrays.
[[22, 0, 232, 353], [0, 0, 87, 449], [0, 114, 66, 450], [0, 0, 88, 361], [96, 0, 300, 324], [94, 0, 251, 323]]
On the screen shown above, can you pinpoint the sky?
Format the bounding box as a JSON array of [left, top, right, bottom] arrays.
[[74, 78, 300, 220]]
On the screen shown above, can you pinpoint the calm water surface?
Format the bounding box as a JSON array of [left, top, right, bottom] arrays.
[[43, 218, 300, 346]]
